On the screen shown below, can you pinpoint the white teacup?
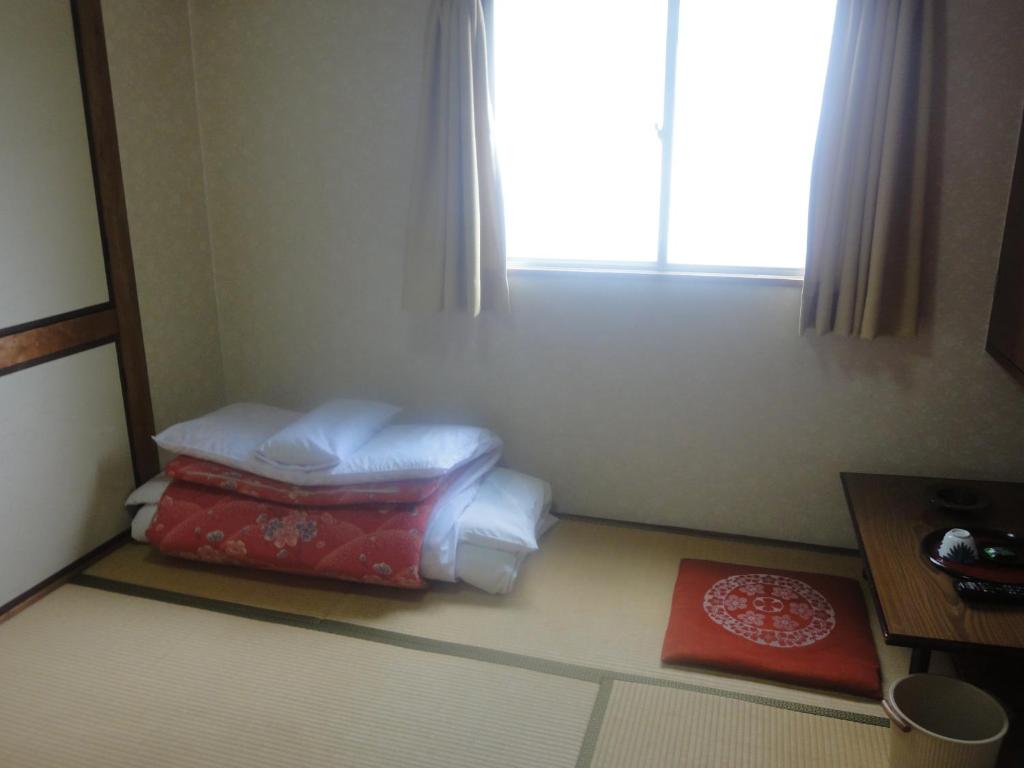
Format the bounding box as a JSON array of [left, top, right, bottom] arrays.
[[939, 528, 979, 563]]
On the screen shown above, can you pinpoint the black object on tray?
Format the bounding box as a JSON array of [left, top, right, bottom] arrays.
[[922, 528, 1024, 585], [930, 484, 990, 513]]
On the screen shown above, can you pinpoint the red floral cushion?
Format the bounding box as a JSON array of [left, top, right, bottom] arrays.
[[662, 559, 881, 698]]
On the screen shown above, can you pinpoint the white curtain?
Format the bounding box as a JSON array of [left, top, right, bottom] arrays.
[[403, 0, 510, 315]]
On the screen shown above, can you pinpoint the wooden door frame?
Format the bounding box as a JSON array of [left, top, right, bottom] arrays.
[[986, 103, 1024, 385], [0, 0, 158, 485]]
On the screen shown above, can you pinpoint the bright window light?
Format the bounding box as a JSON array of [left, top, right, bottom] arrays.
[[668, 1, 836, 270], [493, 1, 837, 274], [493, 1, 667, 264]]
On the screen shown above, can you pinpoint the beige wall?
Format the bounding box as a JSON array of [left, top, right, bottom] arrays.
[[142, 0, 1024, 548], [103, 0, 225, 432]]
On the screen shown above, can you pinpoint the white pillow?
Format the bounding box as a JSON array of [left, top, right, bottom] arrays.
[[256, 398, 400, 470], [154, 403, 502, 486], [457, 468, 552, 554], [154, 403, 298, 466]]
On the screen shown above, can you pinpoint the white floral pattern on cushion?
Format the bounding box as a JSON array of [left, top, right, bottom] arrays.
[[702, 573, 836, 648]]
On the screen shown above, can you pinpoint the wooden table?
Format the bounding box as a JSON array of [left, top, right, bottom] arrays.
[[842, 472, 1024, 673]]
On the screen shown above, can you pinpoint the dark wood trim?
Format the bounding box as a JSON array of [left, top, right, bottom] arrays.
[[0, 307, 118, 378], [876, 631, 1024, 658], [72, 0, 159, 484], [841, 472, 894, 644], [0, 531, 129, 624], [986, 103, 1024, 384], [987, 340, 1024, 388], [0, 301, 111, 340]]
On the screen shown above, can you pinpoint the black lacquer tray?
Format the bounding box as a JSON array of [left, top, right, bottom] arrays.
[[922, 528, 1024, 585]]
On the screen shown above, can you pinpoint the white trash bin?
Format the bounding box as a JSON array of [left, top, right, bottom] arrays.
[[883, 674, 1008, 768]]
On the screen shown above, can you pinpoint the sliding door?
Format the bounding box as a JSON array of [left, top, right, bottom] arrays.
[[0, 0, 157, 608], [0, 0, 109, 327]]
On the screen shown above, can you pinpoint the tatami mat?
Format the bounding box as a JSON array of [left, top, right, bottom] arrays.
[[85, 519, 907, 719], [0, 586, 596, 768], [589, 681, 888, 768]]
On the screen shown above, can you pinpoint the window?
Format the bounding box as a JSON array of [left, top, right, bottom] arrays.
[[493, 1, 837, 277]]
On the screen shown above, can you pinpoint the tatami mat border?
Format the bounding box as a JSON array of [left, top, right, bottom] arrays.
[[575, 678, 614, 768], [71, 573, 889, 729]]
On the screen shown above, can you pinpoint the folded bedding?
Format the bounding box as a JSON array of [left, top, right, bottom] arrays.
[[126, 474, 170, 506], [128, 463, 554, 593], [454, 469, 555, 594], [456, 509, 558, 595], [457, 469, 552, 553], [144, 458, 484, 589], [131, 503, 157, 542], [149, 481, 433, 588], [416, 452, 498, 581], [128, 402, 554, 593]]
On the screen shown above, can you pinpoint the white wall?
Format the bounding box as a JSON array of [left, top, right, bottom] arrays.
[[174, 0, 1024, 547], [103, 0, 225, 432]]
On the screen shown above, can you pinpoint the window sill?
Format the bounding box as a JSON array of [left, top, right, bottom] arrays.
[[507, 262, 803, 287]]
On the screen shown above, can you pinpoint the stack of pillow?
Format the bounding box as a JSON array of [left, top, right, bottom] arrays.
[[455, 468, 557, 594], [127, 399, 555, 594]]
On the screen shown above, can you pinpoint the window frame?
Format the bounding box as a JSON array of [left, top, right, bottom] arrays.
[[506, 259, 804, 285], [495, 0, 810, 283]]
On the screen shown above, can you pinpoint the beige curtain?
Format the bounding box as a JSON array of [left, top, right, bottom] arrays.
[[801, 0, 935, 338], [403, 0, 510, 315]]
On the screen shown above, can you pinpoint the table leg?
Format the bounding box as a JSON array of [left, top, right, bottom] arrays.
[[909, 647, 931, 674]]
